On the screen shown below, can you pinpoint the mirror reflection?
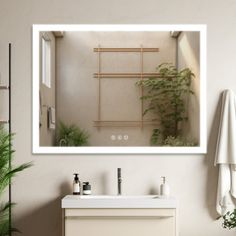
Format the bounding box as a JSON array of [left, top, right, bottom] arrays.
[[36, 26, 203, 149]]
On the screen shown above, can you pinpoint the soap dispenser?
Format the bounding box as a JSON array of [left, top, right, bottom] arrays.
[[73, 173, 81, 195], [160, 176, 170, 197]]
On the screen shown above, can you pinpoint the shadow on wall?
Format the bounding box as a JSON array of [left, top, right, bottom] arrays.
[[101, 171, 110, 194], [14, 181, 71, 236], [205, 94, 222, 220], [148, 187, 159, 195]]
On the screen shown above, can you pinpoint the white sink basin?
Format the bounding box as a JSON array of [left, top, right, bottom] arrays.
[[80, 195, 160, 199], [62, 195, 177, 209]]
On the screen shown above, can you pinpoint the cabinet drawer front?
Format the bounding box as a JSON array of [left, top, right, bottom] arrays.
[[65, 208, 175, 217], [65, 216, 175, 236]]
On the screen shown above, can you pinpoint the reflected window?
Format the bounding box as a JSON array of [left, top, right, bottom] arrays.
[[41, 34, 51, 88]]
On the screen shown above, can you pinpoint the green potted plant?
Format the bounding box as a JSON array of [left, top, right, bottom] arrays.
[[0, 125, 32, 235], [56, 121, 89, 146], [136, 63, 196, 146], [222, 210, 236, 229]]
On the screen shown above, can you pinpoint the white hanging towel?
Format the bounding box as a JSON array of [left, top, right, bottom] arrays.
[[215, 89, 236, 215], [48, 107, 56, 130]]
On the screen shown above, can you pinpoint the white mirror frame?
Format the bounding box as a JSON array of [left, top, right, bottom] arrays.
[[32, 24, 207, 154]]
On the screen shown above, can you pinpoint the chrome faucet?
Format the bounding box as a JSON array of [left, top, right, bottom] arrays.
[[117, 168, 122, 195]]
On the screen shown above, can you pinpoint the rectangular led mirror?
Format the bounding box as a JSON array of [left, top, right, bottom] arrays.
[[32, 24, 207, 154]]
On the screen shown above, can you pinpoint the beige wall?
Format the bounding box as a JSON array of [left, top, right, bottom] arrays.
[[0, 0, 235, 236], [56, 32, 176, 146], [0, 45, 9, 122], [177, 32, 200, 143]]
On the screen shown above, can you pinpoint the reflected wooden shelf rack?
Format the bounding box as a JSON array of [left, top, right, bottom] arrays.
[[93, 46, 160, 128], [94, 47, 159, 52], [93, 73, 161, 79], [94, 120, 160, 128]]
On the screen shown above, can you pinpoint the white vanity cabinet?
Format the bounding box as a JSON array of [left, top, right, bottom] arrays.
[[62, 195, 178, 236]]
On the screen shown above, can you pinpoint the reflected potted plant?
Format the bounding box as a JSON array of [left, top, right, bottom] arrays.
[[136, 63, 196, 146], [56, 121, 89, 146]]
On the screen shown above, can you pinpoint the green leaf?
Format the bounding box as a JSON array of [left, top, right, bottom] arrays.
[[0, 125, 32, 235]]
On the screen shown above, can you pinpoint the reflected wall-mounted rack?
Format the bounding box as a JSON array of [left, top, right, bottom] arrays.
[[94, 120, 160, 127], [93, 46, 160, 128], [93, 73, 161, 79], [94, 47, 159, 52]]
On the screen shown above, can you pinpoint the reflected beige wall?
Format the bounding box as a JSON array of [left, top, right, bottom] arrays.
[[56, 32, 176, 146], [178, 32, 200, 143], [39, 32, 56, 146]]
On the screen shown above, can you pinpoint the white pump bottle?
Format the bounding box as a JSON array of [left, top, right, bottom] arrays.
[[160, 176, 170, 197]]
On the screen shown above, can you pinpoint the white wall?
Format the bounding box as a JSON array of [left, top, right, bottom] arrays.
[[0, 0, 235, 236]]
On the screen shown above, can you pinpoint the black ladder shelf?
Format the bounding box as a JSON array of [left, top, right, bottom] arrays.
[[0, 44, 12, 235]]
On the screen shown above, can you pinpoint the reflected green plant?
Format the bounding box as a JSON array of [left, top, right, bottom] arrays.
[[136, 63, 195, 146], [56, 121, 89, 146]]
